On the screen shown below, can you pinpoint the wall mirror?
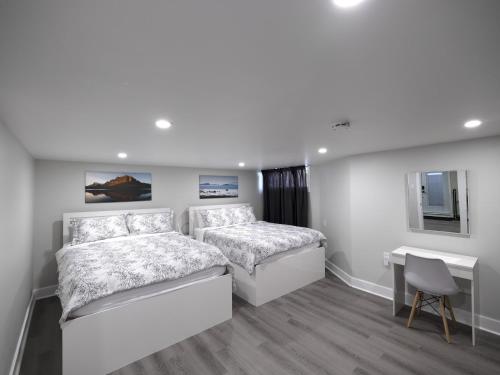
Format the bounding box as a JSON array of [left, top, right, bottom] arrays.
[[406, 170, 469, 236]]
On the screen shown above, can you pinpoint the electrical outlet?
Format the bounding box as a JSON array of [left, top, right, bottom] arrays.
[[383, 252, 390, 266], [322, 219, 327, 227]]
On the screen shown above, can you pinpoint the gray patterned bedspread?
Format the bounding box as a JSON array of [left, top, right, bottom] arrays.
[[56, 232, 229, 323], [201, 222, 326, 273]]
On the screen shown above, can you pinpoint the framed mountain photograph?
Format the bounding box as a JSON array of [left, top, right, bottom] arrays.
[[199, 175, 238, 199], [85, 171, 152, 203]]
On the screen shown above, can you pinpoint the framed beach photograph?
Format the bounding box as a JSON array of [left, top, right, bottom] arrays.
[[85, 171, 152, 203], [199, 175, 238, 199]]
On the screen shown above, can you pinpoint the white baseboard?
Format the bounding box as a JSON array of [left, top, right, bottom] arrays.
[[9, 285, 57, 375], [8, 294, 35, 375], [325, 260, 392, 300], [325, 260, 500, 337]]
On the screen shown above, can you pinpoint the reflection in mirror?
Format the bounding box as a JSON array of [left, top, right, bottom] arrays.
[[406, 170, 469, 236]]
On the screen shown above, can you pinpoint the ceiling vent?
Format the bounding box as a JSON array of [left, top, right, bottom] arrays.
[[331, 121, 351, 130]]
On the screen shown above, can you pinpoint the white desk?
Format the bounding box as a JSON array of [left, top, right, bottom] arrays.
[[390, 246, 479, 345]]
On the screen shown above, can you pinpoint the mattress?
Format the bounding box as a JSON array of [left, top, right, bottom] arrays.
[[195, 222, 326, 273], [258, 241, 321, 265], [57, 231, 230, 322], [70, 266, 226, 318]]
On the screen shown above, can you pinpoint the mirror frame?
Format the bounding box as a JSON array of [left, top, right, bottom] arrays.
[[405, 170, 470, 238]]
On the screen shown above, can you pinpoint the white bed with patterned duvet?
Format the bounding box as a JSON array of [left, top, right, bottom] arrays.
[[189, 203, 326, 306], [57, 208, 232, 375]]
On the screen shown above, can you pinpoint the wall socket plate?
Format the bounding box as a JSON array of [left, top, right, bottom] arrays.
[[383, 252, 390, 267]]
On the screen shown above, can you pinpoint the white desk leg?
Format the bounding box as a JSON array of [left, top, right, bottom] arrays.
[[471, 266, 478, 346], [392, 263, 405, 316], [471, 278, 476, 346]]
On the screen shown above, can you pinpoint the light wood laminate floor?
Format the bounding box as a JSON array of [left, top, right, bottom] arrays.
[[21, 272, 500, 375]]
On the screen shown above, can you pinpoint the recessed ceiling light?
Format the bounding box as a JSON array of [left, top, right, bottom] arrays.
[[155, 119, 172, 129], [238, 162, 245, 167], [117, 152, 127, 159], [318, 148, 328, 154], [333, 0, 364, 8], [464, 119, 482, 128]]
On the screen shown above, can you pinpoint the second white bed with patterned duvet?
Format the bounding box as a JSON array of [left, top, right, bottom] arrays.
[[189, 203, 326, 306]]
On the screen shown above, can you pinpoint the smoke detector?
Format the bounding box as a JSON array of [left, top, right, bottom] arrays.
[[331, 121, 351, 130]]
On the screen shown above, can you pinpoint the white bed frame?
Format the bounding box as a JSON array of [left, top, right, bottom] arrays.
[[189, 203, 325, 306], [61, 208, 232, 375]]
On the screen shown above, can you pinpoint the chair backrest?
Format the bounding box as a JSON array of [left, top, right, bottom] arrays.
[[404, 253, 459, 294]]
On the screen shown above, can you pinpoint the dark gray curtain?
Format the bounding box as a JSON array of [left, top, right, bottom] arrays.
[[262, 166, 308, 227]]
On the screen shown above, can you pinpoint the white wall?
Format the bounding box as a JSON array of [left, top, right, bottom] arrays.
[[311, 136, 500, 322], [310, 158, 352, 275], [33, 160, 262, 289], [0, 122, 34, 375]]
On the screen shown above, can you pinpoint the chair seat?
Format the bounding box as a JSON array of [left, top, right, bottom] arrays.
[[405, 270, 460, 296]]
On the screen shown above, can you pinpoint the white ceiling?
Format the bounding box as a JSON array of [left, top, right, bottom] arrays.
[[1, 0, 499, 169]]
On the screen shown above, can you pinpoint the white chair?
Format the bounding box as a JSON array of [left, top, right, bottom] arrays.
[[404, 253, 460, 343]]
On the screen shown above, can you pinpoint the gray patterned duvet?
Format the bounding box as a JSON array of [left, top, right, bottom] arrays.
[[200, 222, 326, 273], [56, 232, 229, 323]]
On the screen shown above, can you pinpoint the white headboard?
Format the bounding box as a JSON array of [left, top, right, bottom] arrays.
[[188, 203, 251, 238], [63, 207, 175, 245]]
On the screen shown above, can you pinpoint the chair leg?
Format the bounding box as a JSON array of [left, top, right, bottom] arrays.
[[439, 296, 451, 343], [416, 292, 423, 315], [445, 296, 456, 324], [407, 291, 421, 328]]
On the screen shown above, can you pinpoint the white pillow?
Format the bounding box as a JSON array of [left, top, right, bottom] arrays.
[[233, 206, 256, 224], [196, 206, 256, 229], [70, 215, 129, 245], [196, 209, 228, 228], [126, 211, 174, 235]]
